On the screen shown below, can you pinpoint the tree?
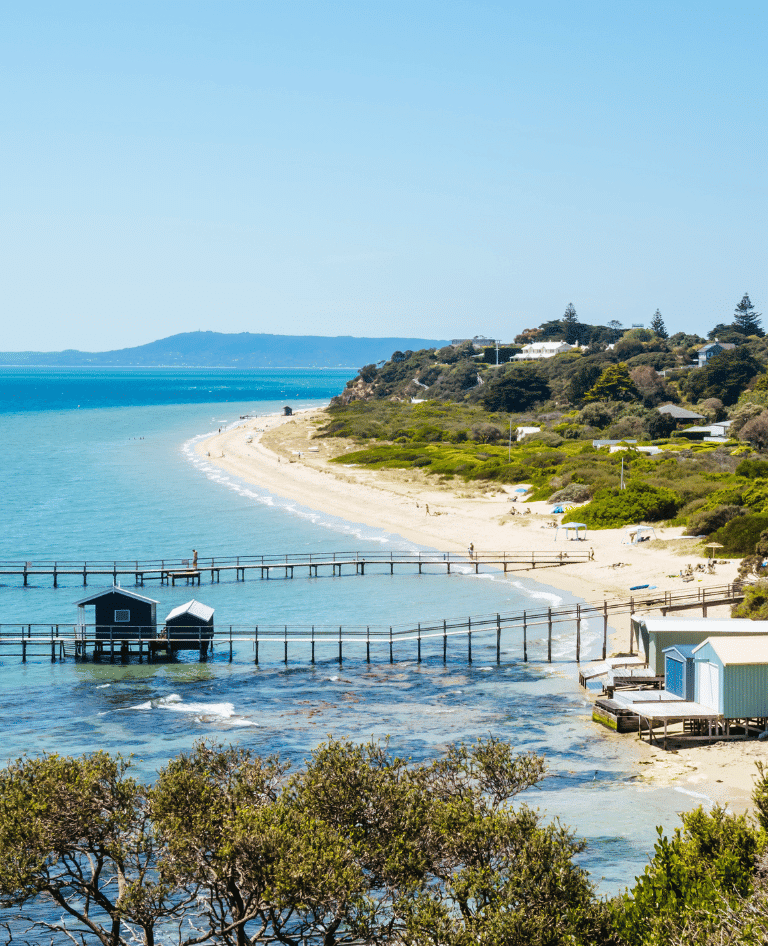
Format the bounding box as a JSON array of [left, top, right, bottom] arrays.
[[739, 411, 768, 450], [583, 363, 638, 403], [481, 364, 550, 412], [607, 319, 623, 343], [562, 302, 579, 344], [645, 409, 677, 440], [0, 752, 184, 946], [733, 292, 763, 336], [649, 309, 668, 339], [683, 347, 762, 405], [629, 365, 672, 407]]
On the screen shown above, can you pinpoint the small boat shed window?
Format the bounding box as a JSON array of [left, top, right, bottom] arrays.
[[114, 609, 130, 622]]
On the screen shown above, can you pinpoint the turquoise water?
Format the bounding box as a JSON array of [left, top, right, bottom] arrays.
[[0, 367, 703, 892]]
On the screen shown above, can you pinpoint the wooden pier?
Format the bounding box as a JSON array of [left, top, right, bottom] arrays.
[[0, 582, 744, 667], [0, 549, 593, 587]]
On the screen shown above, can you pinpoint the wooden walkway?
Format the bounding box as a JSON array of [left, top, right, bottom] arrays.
[[0, 549, 593, 587], [0, 582, 743, 666]]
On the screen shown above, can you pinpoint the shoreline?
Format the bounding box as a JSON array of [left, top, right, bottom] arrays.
[[195, 407, 767, 813]]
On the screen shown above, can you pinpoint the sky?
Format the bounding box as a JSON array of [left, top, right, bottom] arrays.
[[0, 1, 765, 351]]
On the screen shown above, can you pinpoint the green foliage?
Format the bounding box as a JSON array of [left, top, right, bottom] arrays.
[[612, 806, 762, 946], [650, 308, 668, 339], [733, 292, 763, 337], [683, 347, 762, 405], [684, 504, 744, 537], [481, 363, 551, 412], [0, 738, 618, 946], [563, 481, 680, 529], [732, 581, 768, 619], [583, 363, 638, 403], [709, 513, 768, 556]]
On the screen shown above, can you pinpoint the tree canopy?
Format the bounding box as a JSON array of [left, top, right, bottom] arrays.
[[733, 292, 763, 336], [583, 363, 638, 403]]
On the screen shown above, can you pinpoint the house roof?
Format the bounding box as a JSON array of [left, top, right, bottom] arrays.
[[694, 636, 768, 665], [74, 585, 159, 607], [698, 342, 736, 352], [657, 403, 705, 420], [165, 599, 215, 623]]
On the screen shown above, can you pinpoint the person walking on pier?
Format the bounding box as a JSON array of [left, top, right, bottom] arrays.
[[468, 542, 474, 559], [192, 549, 198, 570]]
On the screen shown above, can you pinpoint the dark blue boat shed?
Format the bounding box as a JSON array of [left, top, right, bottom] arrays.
[[75, 585, 158, 646], [663, 643, 696, 701]]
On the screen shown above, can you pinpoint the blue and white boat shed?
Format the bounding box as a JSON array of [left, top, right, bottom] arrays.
[[631, 615, 768, 675], [694, 636, 768, 721], [663, 643, 696, 701]]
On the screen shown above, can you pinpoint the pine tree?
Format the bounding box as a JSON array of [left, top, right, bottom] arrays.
[[562, 302, 579, 344], [583, 362, 638, 403], [650, 309, 668, 339], [733, 293, 763, 336]]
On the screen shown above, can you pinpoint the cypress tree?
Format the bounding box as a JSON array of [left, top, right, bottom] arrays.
[[562, 302, 579, 344], [733, 293, 763, 336], [650, 309, 668, 339]]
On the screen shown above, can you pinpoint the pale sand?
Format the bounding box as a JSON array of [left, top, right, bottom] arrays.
[[195, 408, 767, 813]]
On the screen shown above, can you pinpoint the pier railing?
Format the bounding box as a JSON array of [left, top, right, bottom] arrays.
[[0, 549, 593, 586], [0, 582, 742, 665]]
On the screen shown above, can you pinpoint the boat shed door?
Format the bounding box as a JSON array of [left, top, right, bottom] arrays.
[[665, 655, 683, 697], [698, 662, 719, 710]]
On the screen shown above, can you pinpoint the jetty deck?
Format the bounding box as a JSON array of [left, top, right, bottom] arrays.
[[0, 549, 593, 587], [0, 582, 744, 666]]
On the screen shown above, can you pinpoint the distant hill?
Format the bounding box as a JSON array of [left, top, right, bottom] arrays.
[[0, 332, 450, 368]]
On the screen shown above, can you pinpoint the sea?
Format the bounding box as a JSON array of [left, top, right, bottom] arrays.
[[0, 366, 709, 893]]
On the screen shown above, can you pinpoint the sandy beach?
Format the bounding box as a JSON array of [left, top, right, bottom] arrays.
[[196, 408, 767, 813]]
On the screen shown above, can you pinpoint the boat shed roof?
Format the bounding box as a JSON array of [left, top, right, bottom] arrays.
[[74, 585, 159, 607], [165, 600, 215, 623], [662, 643, 697, 659], [634, 615, 768, 635], [694, 636, 768, 666]]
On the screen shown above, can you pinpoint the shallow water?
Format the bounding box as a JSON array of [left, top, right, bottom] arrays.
[[0, 367, 706, 893]]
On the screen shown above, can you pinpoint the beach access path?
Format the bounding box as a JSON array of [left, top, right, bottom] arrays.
[[196, 408, 766, 813]]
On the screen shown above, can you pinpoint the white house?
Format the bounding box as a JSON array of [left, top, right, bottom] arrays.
[[513, 341, 577, 361]]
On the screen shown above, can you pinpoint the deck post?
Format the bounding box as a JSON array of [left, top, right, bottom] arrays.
[[467, 617, 472, 664], [496, 614, 501, 664], [389, 626, 393, 663], [366, 626, 370, 663], [576, 604, 581, 663], [51, 625, 55, 662], [417, 623, 421, 663], [523, 611, 528, 662], [602, 601, 608, 661], [547, 608, 552, 663], [22, 637, 26, 662], [629, 597, 635, 654], [285, 626, 288, 664], [83, 564, 87, 586], [338, 626, 343, 665], [255, 626, 259, 665], [53, 564, 57, 588], [311, 626, 315, 664], [23, 563, 27, 586], [229, 625, 233, 662]]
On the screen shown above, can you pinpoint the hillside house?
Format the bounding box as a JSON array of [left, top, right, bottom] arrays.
[[697, 341, 736, 368], [512, 341, 576, 361]]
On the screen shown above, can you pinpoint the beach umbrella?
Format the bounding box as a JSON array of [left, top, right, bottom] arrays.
[[705, 542, 723, 559]]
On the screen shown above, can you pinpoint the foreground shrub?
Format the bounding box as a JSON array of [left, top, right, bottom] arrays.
[[549, 483, 592, 503], [732, 581, 768, 619], [563, 481, 680, 529]]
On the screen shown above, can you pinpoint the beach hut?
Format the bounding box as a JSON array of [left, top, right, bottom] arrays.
[[74, 585, 158, 643], [555, 522, 587, 541], [164, 599, 215, 653], [693, 636, 768, 718], [631, 615, 768, 675], [663, 644, 696, 701]]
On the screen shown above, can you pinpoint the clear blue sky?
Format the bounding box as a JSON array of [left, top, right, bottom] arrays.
[[1, 1, 765, 351]]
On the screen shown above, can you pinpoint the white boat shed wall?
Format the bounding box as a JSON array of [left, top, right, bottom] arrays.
[[631, 615, 768, 675], [694, 637, 768, 718]]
